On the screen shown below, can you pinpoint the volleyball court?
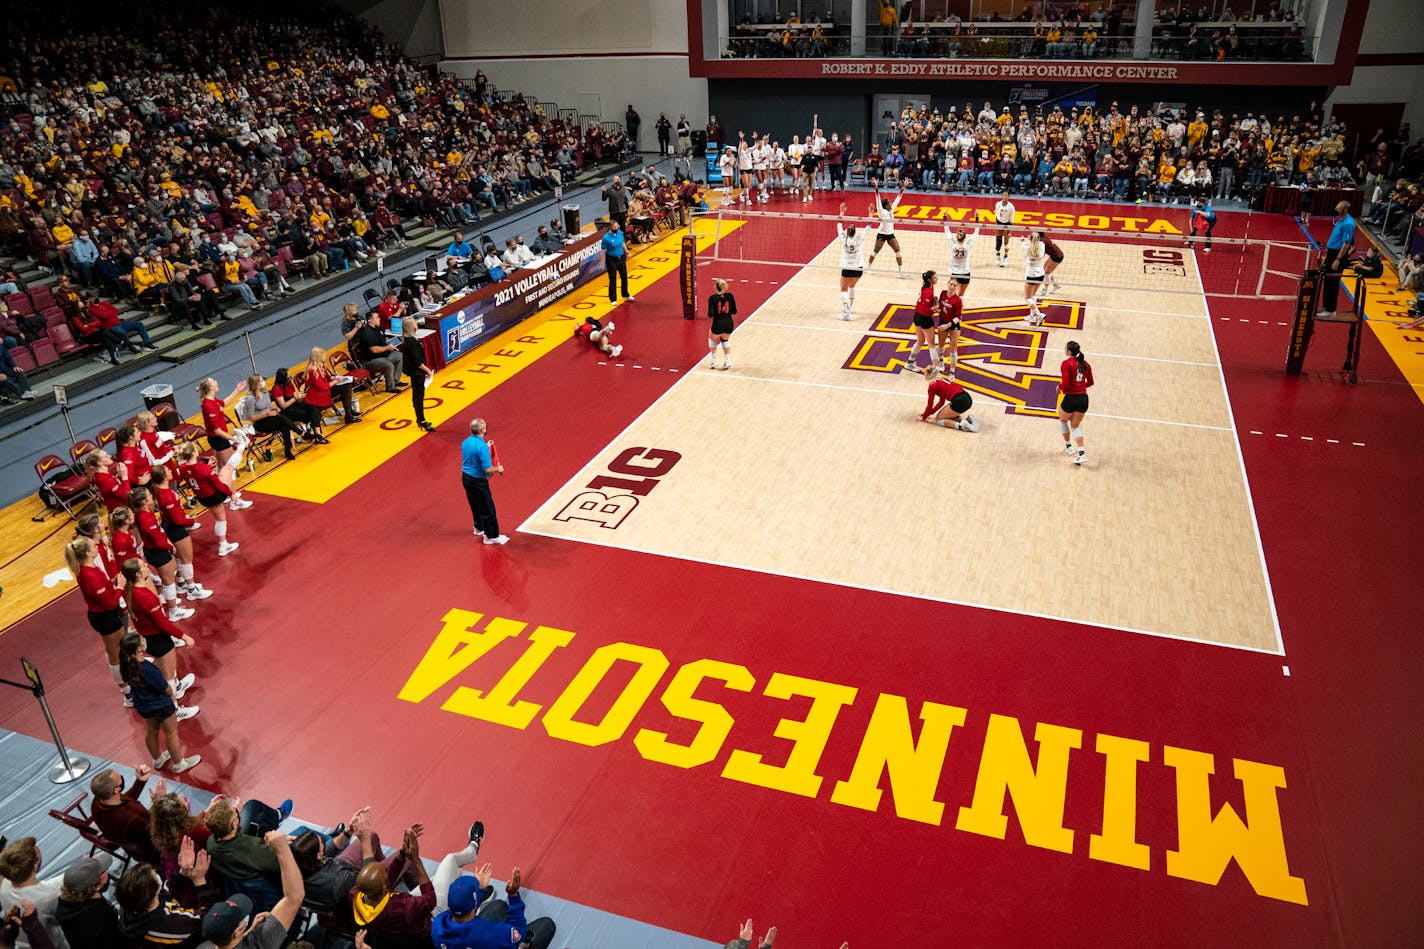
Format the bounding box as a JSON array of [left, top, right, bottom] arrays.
[[522, 199, 1308, 652]]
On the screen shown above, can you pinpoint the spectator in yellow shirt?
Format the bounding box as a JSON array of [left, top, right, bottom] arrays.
[[1187, 115, 1208, 148], [131, 254, 174, 307], [370, 102, 390, 120]]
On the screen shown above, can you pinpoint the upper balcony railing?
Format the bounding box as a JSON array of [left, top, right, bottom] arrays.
[[721, 17, 1311, 63]]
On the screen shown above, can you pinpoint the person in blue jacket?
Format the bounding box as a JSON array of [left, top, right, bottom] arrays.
[[430, 866, 556, 949]]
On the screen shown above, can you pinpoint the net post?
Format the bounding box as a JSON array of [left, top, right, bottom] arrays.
[[1284, 251, 1320, 375]]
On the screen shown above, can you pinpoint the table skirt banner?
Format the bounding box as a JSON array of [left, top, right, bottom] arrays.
[[432, 231, 608, 363]]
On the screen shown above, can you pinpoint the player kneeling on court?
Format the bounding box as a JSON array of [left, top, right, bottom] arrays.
[[574, 317, 623, 358], [919, 365, 979, 432]]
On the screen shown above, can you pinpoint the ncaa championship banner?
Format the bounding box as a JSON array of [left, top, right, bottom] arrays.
[[438, 231, 608, 361]]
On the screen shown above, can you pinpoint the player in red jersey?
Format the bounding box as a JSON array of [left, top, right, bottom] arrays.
[[115, 423, 153, 485], [131, 483, 210, 619], [196, 377, 253, 508], [73, 512, 120, 583], [906, 270, 939, 374], [1038, 231, 1065, 296], [574, 316, 623, 358], [935, 287, 964, 377], [64, 535, 131, 704], [107, 506, 142, 573], [135, 409, 176, 473], [83, 449, 131, 511], [1058, 340, 1094, 466], [174, 441, 242, 556], [121, 557, 197, 711], [919, 365, 979, 432], [149, 465, 208, 600]]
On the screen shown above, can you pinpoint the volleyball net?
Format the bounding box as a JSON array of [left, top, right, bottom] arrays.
[[695, 205, 1311, 301]]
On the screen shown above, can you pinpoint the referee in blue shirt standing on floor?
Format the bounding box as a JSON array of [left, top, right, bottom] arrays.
[[602, 220, 634, 304], [461, 418, 507, 544], [1316, 200, 1356, 320]]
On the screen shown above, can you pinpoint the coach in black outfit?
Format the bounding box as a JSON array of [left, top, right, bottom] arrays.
[[398, 316, 435, 431], [602, 175, 630, 231]]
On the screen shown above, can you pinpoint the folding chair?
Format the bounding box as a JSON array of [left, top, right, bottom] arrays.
[[69, 439, 98, 466], [34, 454, 93, 517], [48, 794, 134, 870], [154, 402, 205, 440], [328, 349, 375, 395], [95, 427, 118, 450]]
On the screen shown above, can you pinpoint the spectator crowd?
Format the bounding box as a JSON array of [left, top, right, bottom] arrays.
[[0, 777, 560, 948], [848, 98, 1360, 205], [0, 1, 631, 381]]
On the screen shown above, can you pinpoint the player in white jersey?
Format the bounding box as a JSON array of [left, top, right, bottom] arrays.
[[769, 142, 787, 194], [786, 137, 805, 194], [993, 192, 1016, 265], [809, 116, 827, 189], [736, 135, 754, 201], [944, 225, 979, 294], [752, 138, 771, 202], [717, 147, 737, 206], [866, 182, 907, 278], [1022, 232, 1048, 324], [836, 201, 871, 320]]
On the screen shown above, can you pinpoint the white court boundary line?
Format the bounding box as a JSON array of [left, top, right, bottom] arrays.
[[520, 232, 1281, 655], [689, 370, 1234, 432], [750, 319, 1220, 368], [786, 282, 1215, 321], [516, 523, 1285, 655], [1190, 247, 1287, 656]]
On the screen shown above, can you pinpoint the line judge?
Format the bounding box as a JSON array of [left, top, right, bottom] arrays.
[[461, 418, 508, 545]]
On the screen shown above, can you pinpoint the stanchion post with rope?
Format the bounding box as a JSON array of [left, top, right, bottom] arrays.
[[0, 658, 91, 783]]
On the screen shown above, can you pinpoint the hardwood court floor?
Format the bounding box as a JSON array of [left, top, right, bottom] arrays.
[[522, 233, 1279, 651]]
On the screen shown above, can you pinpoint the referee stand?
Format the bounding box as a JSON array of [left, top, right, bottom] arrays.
[[1285, 248, 1366, 384]]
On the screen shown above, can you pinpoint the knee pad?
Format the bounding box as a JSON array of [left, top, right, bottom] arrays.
[[1071, 427, 1083, 440], [1060, 420, 1071, 434]]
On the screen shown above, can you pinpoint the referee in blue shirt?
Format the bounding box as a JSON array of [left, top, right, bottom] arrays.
[[602, 221, 634, 304], [461, 418, 507, 544], [1317, 200, 1356, 320]]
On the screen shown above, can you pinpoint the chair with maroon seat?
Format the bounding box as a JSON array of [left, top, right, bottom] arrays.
[[47, 794, 134, 870], [69, 439, 98, 467], [154, 402, 204, 440], [96, 427, 118, 450], [275, 245, 302, 282], [30, 338, 60, 367], [34, 454, 93, 517], [329, 349, 375, 394], [48, 323, 94, 358], [8, 345, 36, 372], [28, 284, 56, 311], [4, 292, 33, 316], [42, 308, 67, 330]]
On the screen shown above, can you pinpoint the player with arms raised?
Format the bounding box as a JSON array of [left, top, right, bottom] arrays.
[[866, 181, 907, 278], [836, 201, 869, 320]]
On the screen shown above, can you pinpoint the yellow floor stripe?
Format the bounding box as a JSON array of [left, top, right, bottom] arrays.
[[250, 218, 738, 504], [1361, 262, 1424, 407]]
